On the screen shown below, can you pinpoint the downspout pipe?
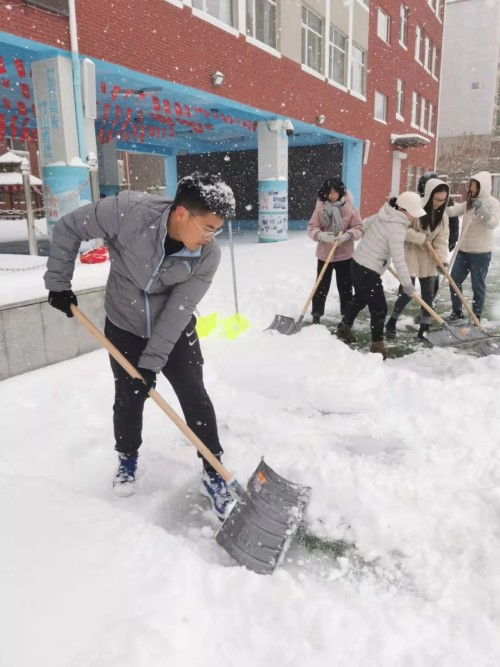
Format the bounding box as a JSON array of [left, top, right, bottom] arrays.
[[68, 0, 86, 160]]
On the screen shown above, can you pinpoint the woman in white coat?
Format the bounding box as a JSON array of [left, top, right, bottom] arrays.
[[385, 178, 450, 339], [445, 171, 500, 321]]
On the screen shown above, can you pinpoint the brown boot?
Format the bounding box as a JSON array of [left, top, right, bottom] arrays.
[[336, 321, 357, 344], [369, 340, 391, 359]]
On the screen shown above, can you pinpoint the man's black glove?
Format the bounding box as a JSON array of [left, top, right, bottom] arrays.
[[131, 368, 157, 398], [48, 290, 78, 318]]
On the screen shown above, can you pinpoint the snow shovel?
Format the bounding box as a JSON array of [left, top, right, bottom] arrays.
[[195, 308, 218, 338], [70, 305, 310, 574], [434, 218, 471, 304], [425, 242, 483, 330], [267, 239, 340, 334], [220, 220, 250, 339], [387, 267, 495, 351]]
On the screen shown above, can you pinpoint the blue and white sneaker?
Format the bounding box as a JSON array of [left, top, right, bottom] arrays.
[[200, 468, 234, 520], [113, 453, 138, 497]]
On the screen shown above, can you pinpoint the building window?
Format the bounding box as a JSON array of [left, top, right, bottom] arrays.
[[407, 165, 415, 191], [428, 103, 434, 134], [411, 91, 420, 126], [374, 91, 387, 122], [424, 36, 431, 71], [415, 25, 422, 63], [377, 8, 390, 44], [246, 0, 277, 49], [25, 0, 68, 15], [420, 97, 427, 130], [351, 43, 366, 97], [431, 45, 438, 77], [399, 5, 408, 47], [396, 78, 405, 117], [192, 0, 234, 26], [328, 26, 347, 86], [301, 6, 323, 73]]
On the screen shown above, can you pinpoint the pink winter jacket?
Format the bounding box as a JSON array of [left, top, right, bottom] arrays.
[[307, 192, 363, 262]]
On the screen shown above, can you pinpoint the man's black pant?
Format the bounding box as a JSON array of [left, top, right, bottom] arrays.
[[342, 261, 387, 342], [104, 316, 223, 470], [311, 257, 353, 318]]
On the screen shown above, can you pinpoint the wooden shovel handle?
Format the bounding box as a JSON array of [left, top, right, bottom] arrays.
[[299, 240, 340, 318], [71, 305, 234, 484], [425, 242, 483, 331], [387, 267, 445, 325]]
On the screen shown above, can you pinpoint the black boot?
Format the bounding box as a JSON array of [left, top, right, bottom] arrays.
[[446, 310, 465, 322], [312, 315, 321, 324], [417, 323, 430, 339], [385, 317, 397, 338]]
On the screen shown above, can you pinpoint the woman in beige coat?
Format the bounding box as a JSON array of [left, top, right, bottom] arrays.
[[386, 178, 450, 338]]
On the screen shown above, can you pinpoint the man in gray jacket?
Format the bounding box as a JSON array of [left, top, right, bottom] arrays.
[[44, 172, 236, 520]]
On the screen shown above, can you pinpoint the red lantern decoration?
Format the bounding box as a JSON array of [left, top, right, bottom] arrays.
[[0, 56, 5, 75], [13, 59, 26, 78], [20, 83, 30, 99]]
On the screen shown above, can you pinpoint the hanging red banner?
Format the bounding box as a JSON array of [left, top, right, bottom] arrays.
[[0, 56, 5, 75], [139, 125, 145, 142], [17, 101, 27, 115], [148, 125, 154, 138], [3, 98, 10, 110], [132, 124, 137, 141], [1, 79, 9, 89], [136, 109, 143, 123], [103, 103, 110, 121], [20, 83, 30, 99], [100, 81, 107, 94], [163, 99, 170, 114], [183, 104, 191, 117], [111, 85, 121, 100], [124, 131, 130, 142], [31, 128, 38, 141], [98, 127, 105, 144], [125, 108, 132, 122], [115, 106, 122, 121], [20, 127, 30, 140], [13, 59, 26, 78], [137, 92, 146, 103], [106, 129, 113, 143], [152, 96, 160, 112], [174, 101, 182, 116]]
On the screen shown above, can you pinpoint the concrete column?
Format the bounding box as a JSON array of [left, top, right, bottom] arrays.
[[164, 156, 177, 200], [257, 120, 289, 242], [31, 56, 92, 233]]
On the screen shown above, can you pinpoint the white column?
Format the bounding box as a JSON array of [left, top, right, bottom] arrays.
[[257, 120, 289, 242]]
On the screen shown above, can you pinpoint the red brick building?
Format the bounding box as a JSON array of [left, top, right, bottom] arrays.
[[0, 0, 444, 219]]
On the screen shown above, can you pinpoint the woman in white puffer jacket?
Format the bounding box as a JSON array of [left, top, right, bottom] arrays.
[[445, 171, 500, 321]]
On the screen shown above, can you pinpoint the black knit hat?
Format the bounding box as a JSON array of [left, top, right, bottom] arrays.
[[317, 177, 346, 202]]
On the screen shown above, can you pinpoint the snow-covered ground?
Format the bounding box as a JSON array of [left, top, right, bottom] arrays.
[[1, 231, 500, 666]]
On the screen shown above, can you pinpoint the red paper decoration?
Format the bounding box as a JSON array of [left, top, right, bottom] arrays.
[[13, 59, 26, 78]]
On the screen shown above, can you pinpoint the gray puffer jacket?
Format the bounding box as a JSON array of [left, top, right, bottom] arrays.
[[44, 191, 221, 372]]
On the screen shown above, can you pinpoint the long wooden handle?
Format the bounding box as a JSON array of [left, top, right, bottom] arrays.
[[71, 305, 234, 484], [387, 267, 445, 325], [425, 242, 483, 331], [299, 240, 340, 318]]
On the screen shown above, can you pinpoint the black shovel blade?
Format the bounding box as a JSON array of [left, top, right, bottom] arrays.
[[426, 322, 489, 348], [266, 314, 300, 335], [215, 459, 311, 575]]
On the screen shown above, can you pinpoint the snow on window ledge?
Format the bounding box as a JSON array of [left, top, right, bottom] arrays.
[[245, 35, 281, 58], [190, 8, 239, 36], [300, 64, 326, 81]]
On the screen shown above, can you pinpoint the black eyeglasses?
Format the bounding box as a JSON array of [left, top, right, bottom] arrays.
[[188, 212, 223, 238]]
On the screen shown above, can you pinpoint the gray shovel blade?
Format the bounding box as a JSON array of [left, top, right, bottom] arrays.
[[426, 323, 489, 348], [266, 314, 300, 335], [215, 459, 311, 575]]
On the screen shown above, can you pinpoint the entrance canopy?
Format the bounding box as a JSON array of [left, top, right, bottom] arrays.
[[0, 31, 352, 157]]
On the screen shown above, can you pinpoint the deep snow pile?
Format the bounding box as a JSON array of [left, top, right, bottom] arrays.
[[1, 232, 500, 666]]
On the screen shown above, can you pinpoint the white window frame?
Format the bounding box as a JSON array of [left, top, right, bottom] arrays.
[[411, 91, 419, 127], [191, 0, 235, 28], [328, 25, 347, 87], [377, 8, 390, 44], [246, 0, 278, 50], [396, 78, 404, 119], [399, 5, 408, 48], [350, 43, 366, 98], [428, 103, 434, 135], [301, 6, 324, 74], [415, 25, 422, 63], [420, 97, 427, 131], [424, 35, 431, 71], [374, 91, 387, 123], [431, 45, 438, 78]]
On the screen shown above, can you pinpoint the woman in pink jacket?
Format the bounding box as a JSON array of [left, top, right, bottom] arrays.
[[307, 177, 363, 324]]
